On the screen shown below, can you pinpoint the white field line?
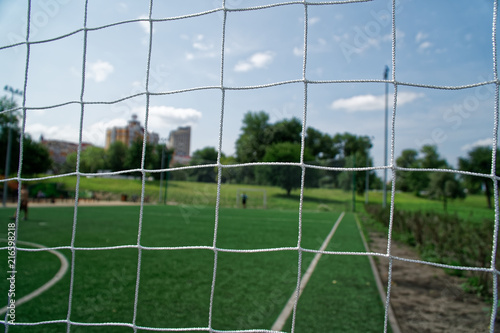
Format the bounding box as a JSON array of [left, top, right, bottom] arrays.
[[0, 239, 69, 315], [271, 211, 345, 331], [354, 215, 402, 333]]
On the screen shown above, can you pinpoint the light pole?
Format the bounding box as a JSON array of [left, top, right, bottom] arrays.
[[383, 66, 389, 208], [352, 154, 356, 213], [365, 153, 369, 204], [163, 151, 171, 205], [3, 85, 22, 208], [158, 139, 167, 204]]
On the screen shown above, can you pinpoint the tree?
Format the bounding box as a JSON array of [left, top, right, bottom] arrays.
[[233, 112, 377, 188], [420, 145, 447, 169], [61, 146, 107, 173], [220, 155, 240, 184], [329, 134, 376, 194], [81, 146, 107, 173], [234, 111, 274, 184], [189, 146, 224, 183], [259, 142, 313, 196], [459, 145, 499, 209], [395, 149, 426, 193], [337, 151, 379, 195], [0, 96, 21, 176], [333, 132, 372, 158], [427, 169, 465, 211], [149, 144, 174, 181], [107, 141, 127, 172], [395, 145, 448, 195], [125, 139, 157, 172], [270, 117, 302, 145], [21, 135, 52, 175], [61, 152, 77, 173], [235, 111, 272, 163], [305, 127, 338, 160], [0, 96, 53, 176]]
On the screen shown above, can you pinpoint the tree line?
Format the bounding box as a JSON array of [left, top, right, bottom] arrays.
[[396, 144, 499, 210], [60, 139, 172, 179], [185, 111, 497, 209], [181, 111, 381, 196], [0, 94, 496, 209], [0, 96, 52, 177]]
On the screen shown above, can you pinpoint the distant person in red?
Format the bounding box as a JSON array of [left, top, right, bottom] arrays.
[[11, 184, 29, 221], [241, 193, 248, 208]]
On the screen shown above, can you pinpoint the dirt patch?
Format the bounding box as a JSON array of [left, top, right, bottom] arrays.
[[368, 231, 498, 333]]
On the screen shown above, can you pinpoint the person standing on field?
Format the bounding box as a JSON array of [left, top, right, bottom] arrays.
[[11, 184, 29, 221], [241, 193, 248, 208]]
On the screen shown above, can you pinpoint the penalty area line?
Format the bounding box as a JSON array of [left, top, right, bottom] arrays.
[[0, 239, 69, 315], [271, 211, 345, 331]]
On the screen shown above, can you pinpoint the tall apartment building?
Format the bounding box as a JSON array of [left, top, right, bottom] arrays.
[[168, 126, 191, 158], [105, 114, 159, 149]]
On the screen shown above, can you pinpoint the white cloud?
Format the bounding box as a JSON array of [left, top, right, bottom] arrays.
[[309, 17, 320, 25], [293, 46, 303, 57], [192, 34, 211, 51], [299, 16, 321, 25], [418, 41, 432, 52], [143, 106, 202, 132], [461, 138, 493, 152], [184, 34, 216, 60], [27, 123, 78, 143], [26, 108, 202, 148], [28, 118, 128, 147], [86, 60, 114, 83], [331, 92, 424, 112], [234, 51, 275, 72], [415, 32, 428, 43], [308, 37, 327, 54], [415, 31, 432, 53]]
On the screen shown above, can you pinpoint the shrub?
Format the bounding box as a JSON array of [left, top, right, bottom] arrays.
[[365, 204, 496, 298]]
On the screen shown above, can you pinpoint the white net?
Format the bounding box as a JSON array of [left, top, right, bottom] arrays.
[[1, 0, 499, 332]]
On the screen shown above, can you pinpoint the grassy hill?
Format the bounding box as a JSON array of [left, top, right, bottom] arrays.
[[34, 175, 494, 221]]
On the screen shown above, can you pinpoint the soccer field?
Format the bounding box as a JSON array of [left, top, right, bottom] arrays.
[[1, 205, 386, 332]]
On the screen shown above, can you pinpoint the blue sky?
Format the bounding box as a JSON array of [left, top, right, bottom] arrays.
[[0, 0, 497, 171]]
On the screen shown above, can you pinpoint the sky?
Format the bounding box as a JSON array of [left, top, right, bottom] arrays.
[[0, 0, 497, 173]]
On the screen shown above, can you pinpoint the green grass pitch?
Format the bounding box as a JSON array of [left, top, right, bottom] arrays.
[[1, 205, 386, 332]]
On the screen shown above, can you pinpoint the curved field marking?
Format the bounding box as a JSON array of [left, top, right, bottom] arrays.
[[0, 239, 69, 315], [272, 212, 345, 331]]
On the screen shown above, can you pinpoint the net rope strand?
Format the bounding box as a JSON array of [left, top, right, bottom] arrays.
[[1, 78, 498, 117], [1, 241, 499, 272], [381, 1, 398, 332], [289, 1, 310, 332], [0, 0, 374, 53], [131, 1, 156, 331], [490, 1, 500, 331], [1, 1, 499, 333], [2, 0, 32, 331], [207, 0, 229, 330], [65, 1, 90, 332], [1, 239, 499, 273]]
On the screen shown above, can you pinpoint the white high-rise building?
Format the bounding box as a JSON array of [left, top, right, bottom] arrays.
[[168, 126, 191, 158]]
